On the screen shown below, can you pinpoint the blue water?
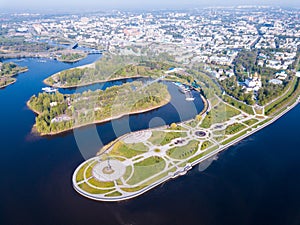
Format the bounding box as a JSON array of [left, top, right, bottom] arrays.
[[0, 55, 300, 225]]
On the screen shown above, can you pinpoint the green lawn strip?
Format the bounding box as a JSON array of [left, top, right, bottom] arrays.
[[85, 161, 98, 179], [269, 91, 300, 117], [214, 136, 227, 142], [87, 178, 115, 189], [209, 97, 220, 108], [78, 182, 115, 195], [201, 102, 240, 128], [222, 95, 254, 115], [104, 191, 122, 197], [121, 171, 170, 193], [213, 130, 225, 136], [76, 162, 89, 182], [123, 166, 133, 181], [166, 140, 199, 159], [221, 130, 248, 145], [109, 141, 148, 158], [127, 156, 166, 185], [201, 140, 213, 150], [243, 118, 259, 126], [187, 146, 219, 163], [225, 123, 247, 135], [167, 125, 187, 131], [252, 118, 272, 128], [148, 131, 187, 146]]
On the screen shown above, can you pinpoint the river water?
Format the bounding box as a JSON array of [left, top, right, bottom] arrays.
[[0, 55, 300, 225]]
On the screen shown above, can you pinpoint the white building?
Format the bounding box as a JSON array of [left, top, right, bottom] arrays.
[[269, 79, 283, 85], [244, 73, 262, 92], [275, 71, 288, 80]]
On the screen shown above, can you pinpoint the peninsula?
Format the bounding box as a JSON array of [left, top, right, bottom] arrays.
[[0, 62, 28, 88], [28, 81, 170, 136], [44, 54, 172, 88], [72, 64, 300, 201]]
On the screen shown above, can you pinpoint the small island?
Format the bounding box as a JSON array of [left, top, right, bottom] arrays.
[[0, 62, 28, 88], [28, 81, 170, 135], [57, 52, 87, 63]]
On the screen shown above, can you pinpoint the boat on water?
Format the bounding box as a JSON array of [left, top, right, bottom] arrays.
[[42, 87, 58, 93], [173, 82, 195, 101], [185, 91, 195, 101]]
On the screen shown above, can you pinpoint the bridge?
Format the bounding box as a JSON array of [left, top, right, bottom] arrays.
[[70, 42, 78, 49], [83, 49, 105, 54]]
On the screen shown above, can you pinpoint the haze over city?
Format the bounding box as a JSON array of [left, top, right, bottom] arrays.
[[1, 0, 300, 11]]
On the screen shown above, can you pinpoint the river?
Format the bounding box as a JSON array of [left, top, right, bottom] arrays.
[[0, 55, 300, 225]]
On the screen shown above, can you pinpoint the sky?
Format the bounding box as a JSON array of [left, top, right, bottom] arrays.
[[0, 0, 299, 11]]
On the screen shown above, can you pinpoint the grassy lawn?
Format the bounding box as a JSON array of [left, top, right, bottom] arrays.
[[87, 178, 115, 189], [201, 102, 240, 128], [167, 125, 187, 131], [78, 182, 114, 194], [186, 120, 199, 128], [76, 161, 90, 182], [104, 191, 122, 197], [148, 131, 187, 146], [187, 146, 219, 163], [214, 136, 227, 142], [167, 140, 199, 159], [222, 95, 254, 115], [109, 141, 148, 158], [225, 123, 247, 135], [85, 161, 98, 179], [123, 166, 133, 181], [127, 156, 166, 185], [201, 140, 213, 150], [221, 130, 248, 145], [122, 170, 172, 193], [213, 129, 225, 136], [243, 118, 259, 126]]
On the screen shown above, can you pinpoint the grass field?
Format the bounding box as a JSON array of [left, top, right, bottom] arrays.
[[109, 141, 148, 158], [243, 118, 259, 126], [148, 131, 187, 146], [225, 123, 247, 135], [201, 140, 213, 150], [167, 140, 199, 159], [78, 182, 114, 194], [201, 102, 240, 128], [127, 157, 166, 185]]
